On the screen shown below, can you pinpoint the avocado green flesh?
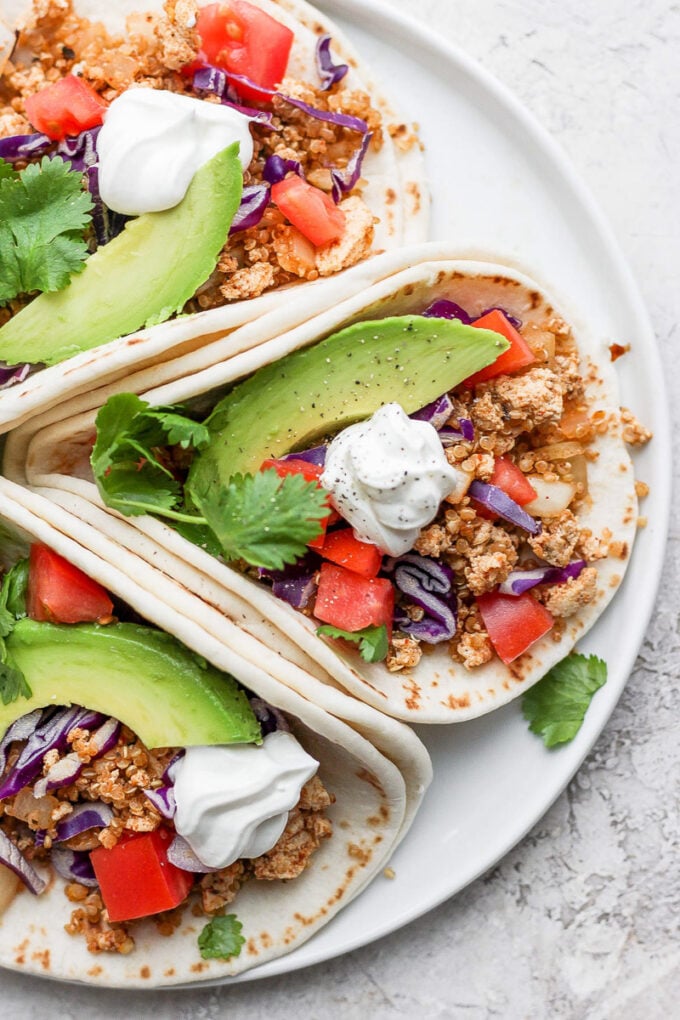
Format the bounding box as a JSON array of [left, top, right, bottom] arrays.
[[0, 144, 243, 367], [1, 619, 261, 749], [187, 315, 509, 495]]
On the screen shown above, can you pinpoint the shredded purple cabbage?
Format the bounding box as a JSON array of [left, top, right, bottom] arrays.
[[0, 132, 51, 162], [54, 802, 113, 843], [260, 552, 320, 609], [469, 480, 541, 535], [331, 130, 372, 204], [410, 393, 454, 430], [438, 418, 475, 446], [315, 35, 349, 90], [480, 306, 522, 330], [422, 299, 472, 324], [51, 848, 98, 888], [0, 828, 47, 894], [499, 560, 587, 596], [389, 554, 458, 644], [0, 362, 31, 390], [143, 784, 177, 820], [229, 183, 270, 233], [263, 153, 303, 184], [281, 445, 327, 466], [192, 65, 275, 126], [249, 697, 290, 735]]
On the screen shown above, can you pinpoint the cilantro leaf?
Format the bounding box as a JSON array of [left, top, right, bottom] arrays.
[[92, 395, 209, 518], [317, 623, 389, 663], [0, 156, 93, 303], [0, 159, 17, 184], [192, 469, 329, 570], [0, 660, 32, 706], [522, 653, 607, 747], [197, 914, 245, 961]]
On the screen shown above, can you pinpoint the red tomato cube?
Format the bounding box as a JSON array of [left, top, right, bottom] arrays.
[[25, 75, 107, 141], [314, 562, 394, 631], [271, 176, 346, 247], [27, 544, 114, 625], [477, 590, 554, 664], [464, 309, 536, 386], [90, 828, 194, 922], [320, 528, 382, 578]]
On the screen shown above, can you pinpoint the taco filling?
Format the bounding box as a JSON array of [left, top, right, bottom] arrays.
[[0, 0, 404, 370], [90, 297, 651, 682], [0, 544, 333, 958]]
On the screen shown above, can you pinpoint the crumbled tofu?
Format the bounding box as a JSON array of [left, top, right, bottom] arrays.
[[529, 509, 580, 566], [541, 566, 598, 617], [315, 196, 375, 277]]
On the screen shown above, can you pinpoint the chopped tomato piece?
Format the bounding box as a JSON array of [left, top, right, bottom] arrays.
[[464, 309, 536, 386], [260, 457, 331, 548], [90, 828, 194, 922], [320, 528, 382, 579], [477, 590, 553, 664], [24, 75, 107, 141], [271, 176, 346, 247], [489, 457, 537, 505], [27, 544, 114, 624], [195, 1, 293, 102], [314, 562, 394, 632]]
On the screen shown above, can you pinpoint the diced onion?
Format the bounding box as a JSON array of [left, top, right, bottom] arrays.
[[524, 476, 576, 517]]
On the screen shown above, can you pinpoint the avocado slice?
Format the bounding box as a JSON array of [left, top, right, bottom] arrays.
[[0, 143, 243, 367], [1, 618, 261, 749], [187, 314, 509, 495]]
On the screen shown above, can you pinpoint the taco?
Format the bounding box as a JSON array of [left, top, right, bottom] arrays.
[[0, 477, 431, 986], [4, 246, 651, 724], [0, 0, 427, 430]]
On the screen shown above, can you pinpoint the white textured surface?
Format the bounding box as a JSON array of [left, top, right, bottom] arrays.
[[2, 0, 678, 1015]]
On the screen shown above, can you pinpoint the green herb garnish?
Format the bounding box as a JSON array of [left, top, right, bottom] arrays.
[[522, 652, 607, 747], [92, 394, 329, 570], [316, 623, 389, 663], [0, 559, 31, 704], [197, 914, 246, 961], [0, 156, 93, 304]]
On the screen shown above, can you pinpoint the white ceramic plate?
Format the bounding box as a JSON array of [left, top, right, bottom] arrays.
[[200, 0, 672, 986]]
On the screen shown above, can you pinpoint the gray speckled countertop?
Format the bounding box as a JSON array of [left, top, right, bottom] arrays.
[[2, 0, 678, 1016]]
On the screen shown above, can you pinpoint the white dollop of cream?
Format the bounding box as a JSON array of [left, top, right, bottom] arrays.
[[97, 88, 253, 216], [320, 402, 468, 556], [173, 732, 319, 870]]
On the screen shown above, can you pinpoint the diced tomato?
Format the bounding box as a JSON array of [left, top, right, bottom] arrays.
[[24, 75, 107, 141], [477, 590, 553, 664], [90, 828, 194, 922], [490, 458, 537, 505], [27, 544, 114, 625], [320, 528, 382, 579], [261, 457, 323, 483], [314, 562, 394, 632], [195, 1, 293, 102], [464, 309, 536, 387], [271, 176, 346, 247], [260, 457, 331, 548]]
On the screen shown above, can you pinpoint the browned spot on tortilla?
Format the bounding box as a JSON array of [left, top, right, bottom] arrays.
[[406, 180, 421, 213], [190, 961, 209, 973], [138, 965, 150, 979], [13, 937, 29, 966], [403, 675, 421, 710], [529, 290, 541, 309], [283, 926, 297, 945], [31, 949, 50, 971], [609, 343, 630, 361], [338, 819, 350, 829], [386, 188, 396, 205], [88, 965, 103, 977], [610, 574, 621, 587], [356, 768, 386, 796], [442, 692, 471, 710], [502, 680, 511, 691], [259, 931, 273, 949], [347, 843, 372, 866], [163, 968, 175, 977], [403, 283, 415, 296], [246, 938, 258, 957], [368, 804, 390, 827]]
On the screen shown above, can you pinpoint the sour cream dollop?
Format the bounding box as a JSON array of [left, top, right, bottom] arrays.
[[173, 732, 319, 870], [320, 402, 468, 556], [97, 88, 254, 216]]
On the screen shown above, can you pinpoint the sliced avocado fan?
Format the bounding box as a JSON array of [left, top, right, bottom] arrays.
[[0, 143, 243, 367], [187, 314, 509, 502], [2, 619, 261, 749]]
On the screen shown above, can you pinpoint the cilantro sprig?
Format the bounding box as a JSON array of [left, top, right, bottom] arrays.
[[0, 155, 93, 304], [316, 623, 389, 663], [522, 652, 607, 747], [92, 394, 329, 570], [0, 559, 31, 706], [197, 914, 246, 961]]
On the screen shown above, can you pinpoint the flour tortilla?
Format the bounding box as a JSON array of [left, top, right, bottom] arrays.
[[0, 478, 431, 986], [0, 0, 428, 433], [4, 246, 639, 723]]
